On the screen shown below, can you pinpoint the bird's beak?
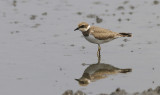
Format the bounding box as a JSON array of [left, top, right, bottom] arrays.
[[75, 79, 80, 81], [74, 27, 79, 31]]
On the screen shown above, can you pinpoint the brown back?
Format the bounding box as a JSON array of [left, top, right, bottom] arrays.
[[89, 26, 119, 40]]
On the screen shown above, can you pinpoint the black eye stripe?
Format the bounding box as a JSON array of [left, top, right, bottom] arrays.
[[80, 25, 85, 28]]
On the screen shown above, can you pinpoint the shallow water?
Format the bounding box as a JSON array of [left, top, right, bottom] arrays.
[[0, 0, 160, 95]]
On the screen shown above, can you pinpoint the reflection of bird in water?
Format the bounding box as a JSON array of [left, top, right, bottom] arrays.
[[75, 63, 132, 86]]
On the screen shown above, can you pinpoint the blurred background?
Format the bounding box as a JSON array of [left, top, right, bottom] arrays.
[[0, 0, 160, 95]]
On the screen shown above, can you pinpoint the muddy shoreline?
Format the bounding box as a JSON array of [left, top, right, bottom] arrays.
[[63, 86, 160, 95]]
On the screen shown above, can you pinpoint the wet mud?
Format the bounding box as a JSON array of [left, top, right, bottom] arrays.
[[63, 86, 160, 95]]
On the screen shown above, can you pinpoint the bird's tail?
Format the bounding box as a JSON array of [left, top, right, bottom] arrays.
[[119, 33, 132, 37], [120, 68, 132, 73]]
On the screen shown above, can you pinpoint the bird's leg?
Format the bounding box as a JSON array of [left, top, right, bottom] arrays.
[[98, 53, 101, 64], [98, 44, 101, 57], [97, 45, 99, 58], [97, 44, 101, 64]]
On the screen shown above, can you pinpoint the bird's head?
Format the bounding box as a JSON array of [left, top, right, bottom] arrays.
[[75, 78, 91, 86], [74, 22, 90, 32]]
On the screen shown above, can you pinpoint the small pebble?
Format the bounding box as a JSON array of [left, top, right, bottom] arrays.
[[13, 0, 17, 7], [130, 5, 135, 10], [77, 12, 82, 15], [74, 90, 86, 95], [30, 15, 37, 20], [120, 44, 124, 47], [62, 90, 73, 95], [123, 1, 129, 4], [96, 16, 103, 23], [129, 12, 133, 15], [153, 0, 159, 5], [42, 12, 47, 16], [118, 18, 122, 22], [70, 44, 75, 47], [81, 46, 85, 49], [123, 39, 129, 42], [117, 6, 125, 10]]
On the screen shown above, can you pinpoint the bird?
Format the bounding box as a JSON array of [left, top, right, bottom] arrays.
[[74, 22, 132, 58], [75, 63, 132, 86]]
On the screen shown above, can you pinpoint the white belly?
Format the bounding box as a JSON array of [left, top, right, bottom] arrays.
[[84, 35, 114, 44]]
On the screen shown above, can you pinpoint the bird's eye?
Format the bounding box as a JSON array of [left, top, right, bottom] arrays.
[[81, 25, 85, 28]]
